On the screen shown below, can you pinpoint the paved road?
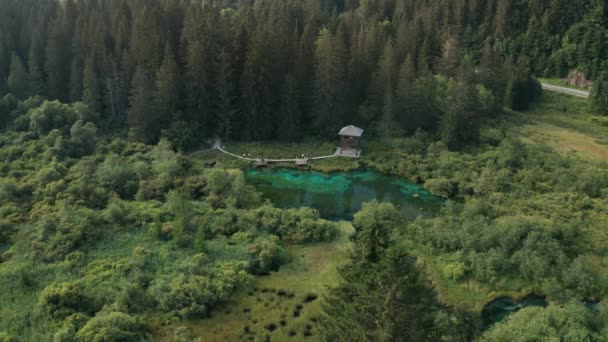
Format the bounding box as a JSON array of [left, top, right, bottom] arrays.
[[541, 83, 590, 98]]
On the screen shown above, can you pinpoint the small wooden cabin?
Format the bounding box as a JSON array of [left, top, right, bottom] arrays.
[[338, 125, 363, 157]]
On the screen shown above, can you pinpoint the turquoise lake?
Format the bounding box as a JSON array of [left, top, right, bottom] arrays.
[[244, 168, 444, 221]]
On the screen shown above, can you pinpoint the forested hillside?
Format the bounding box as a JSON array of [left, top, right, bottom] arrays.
[[2, 0, 604, 146]]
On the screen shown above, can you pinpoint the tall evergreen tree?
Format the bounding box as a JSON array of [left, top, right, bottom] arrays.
[[321, 202, 456, 341], [131, 5, 164, 71], [128, 66, 157, 143], [313, 28, 346, 137], [278, 73, 302, 141], [8, 52, 30, 100], [241, 28, 275, 140], [69, 59, 83, 102], [184, 39, 212, 132], [295, 22, 316, 120], [441, 58, 481, 150], [28, 34, 45, 96], [395, 55, 418, 132], [590, 74, 608, 116], [45, 15, 69, 100], [83, 56, 101, 114], [0, 39, 8, 94], [378, 84, 395, 137], [214, 48, 237, 139], [155, 44, 181, 127]]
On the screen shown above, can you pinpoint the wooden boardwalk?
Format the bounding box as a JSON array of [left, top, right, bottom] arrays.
[[203, 139, 358, 165]]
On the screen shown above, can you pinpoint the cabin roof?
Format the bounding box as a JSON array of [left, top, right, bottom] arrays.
[[338, 125, 364, 137]]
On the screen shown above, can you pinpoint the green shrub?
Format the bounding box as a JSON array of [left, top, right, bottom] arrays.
[[153, 262, 252, 319], [424, 178, 455, 197], [37, 282, 89, 319], [249, 235, 283, 273], [29, 100, 78, 135], [443, 262, 466, 281], [76, 311, 143, 342], [0, 332, 15, 342]]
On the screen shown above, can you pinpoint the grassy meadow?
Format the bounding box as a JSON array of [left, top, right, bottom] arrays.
[[155, 222, 354, 341]]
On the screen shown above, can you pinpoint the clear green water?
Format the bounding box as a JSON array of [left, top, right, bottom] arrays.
[[245, 168, 444, 221], [482, 295, 547, 329]]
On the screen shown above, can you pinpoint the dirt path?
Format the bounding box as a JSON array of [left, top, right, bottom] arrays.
[[541, 83, 590, 98]]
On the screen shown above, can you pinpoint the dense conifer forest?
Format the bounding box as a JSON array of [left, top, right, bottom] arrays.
[[1, 0, 608, 341], [4, 0, 605, 146]]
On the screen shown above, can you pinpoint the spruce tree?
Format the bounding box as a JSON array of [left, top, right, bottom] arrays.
[[591, 74, 608, 116], [128, 66, 157, 143], [185, 39, 212, 132], [215, 48, 237, 139], [69, 59, 83, 102], [395, 55, 417, 132], [441, 57, 480, 150], [241, 28, 275, 140], [83, 56, 102, 114], [45, 16, 69, 101], [131, 5, 164, 71], [278, 74, 302, 141], [8, 52, 30, 99], [295, 22, 316, 118], [28, 37, 45, 96], [313, 28, 346, 137], [378, 84, 395, 137], [155, 44, 181, 127], [0, 39, 7, 93]]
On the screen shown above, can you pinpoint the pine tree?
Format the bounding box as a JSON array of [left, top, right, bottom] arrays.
[[155, 44, 181, 128], [0, 39, 8, 93], [83, 56, 102, 114], [590, 74, 608, 116], [241, 28, 275, 140], [441, 57, 480, 150], [278, 74, 302, 141], [378, 84, 395, 137], [370, 39, 397, 111], [185, 39, 212, 132], [8, 52, 30, 99], [45, 16, 69, 101], [28, 36, 45, 96], [69, 59, 83, 102], [215, 48, 237, 139], [131, 5, 164, 71], [295, 22, 316, 119], [395, 55, 417, 132], [321, 202, 449, 341], [128, 66, 157, 143], [313, 28, 346, 137]]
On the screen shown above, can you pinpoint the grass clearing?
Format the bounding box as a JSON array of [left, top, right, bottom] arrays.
[[509, 92, 608, 161], [521, 122, 608, 161], [155, 222, 354, 341]]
